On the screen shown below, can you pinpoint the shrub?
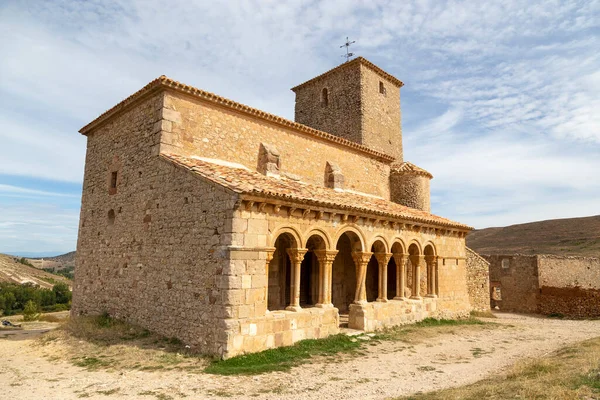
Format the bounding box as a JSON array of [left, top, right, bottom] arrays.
[[23, 300, 40, 321]]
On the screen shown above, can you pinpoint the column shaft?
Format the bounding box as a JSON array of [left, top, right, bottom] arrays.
[[286, 248, 307, 311], [393, 254, 406, 300], [314, 250, 338, 307], [351, 252, 373, 304], [375, 253, 392, 302]]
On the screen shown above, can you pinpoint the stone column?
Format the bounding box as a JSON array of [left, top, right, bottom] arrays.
[[351, 252, 373, 304], [375, 253, 392, 302], [286, 248, 307, 312], [314, 250, 339, 307], [264, 249, 275, 312], [409, 255, 424, 300], [392, 253, 406, 300], [425, 255, 438, 298]]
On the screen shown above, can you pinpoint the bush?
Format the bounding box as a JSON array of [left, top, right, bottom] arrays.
[[23, 300, 40, 321], [0, 282, 71, 316]]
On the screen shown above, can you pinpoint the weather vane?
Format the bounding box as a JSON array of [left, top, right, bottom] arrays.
[[340, 36, 356, 62]]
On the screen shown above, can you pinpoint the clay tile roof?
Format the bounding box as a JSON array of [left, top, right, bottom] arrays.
[[79, 75, 394, 163], [391, 162, 433, 179], [291, 57, 404, 91], [162, 153, 472, 231]]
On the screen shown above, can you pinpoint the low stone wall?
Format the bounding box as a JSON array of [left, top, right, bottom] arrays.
[[485, 254, 600, 318], [224, 307, 339, 357], [348, 298, 435, 331], [538, 255, 600, 318], [539, 286, 600, 318], [465, 248, 491, 311]]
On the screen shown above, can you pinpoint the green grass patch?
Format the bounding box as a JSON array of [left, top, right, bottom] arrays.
[[205, 334, 361, 375]]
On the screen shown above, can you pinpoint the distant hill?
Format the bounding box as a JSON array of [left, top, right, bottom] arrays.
[[0, 253, 71, 289], [467, 215, 600, 257], [28, 251, 76, 271]]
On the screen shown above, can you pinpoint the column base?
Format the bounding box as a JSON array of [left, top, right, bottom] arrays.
[[393, 296, 407, 301], [376, 298, 389, 303], [425, 294, 438, 298], [286, 305, 302, 312], [410, 296, 423, 301], [353, 300, 368, 305], [315, 303, 334, 308]]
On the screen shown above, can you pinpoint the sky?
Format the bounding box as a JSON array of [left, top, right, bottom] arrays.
[[0, 0, 599, 256]]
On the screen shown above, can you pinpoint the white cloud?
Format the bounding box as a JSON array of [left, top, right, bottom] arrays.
[[0, 0, 598, 250]]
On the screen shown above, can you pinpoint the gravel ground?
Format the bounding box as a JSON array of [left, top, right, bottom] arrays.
[[1, 312, 599, 399]]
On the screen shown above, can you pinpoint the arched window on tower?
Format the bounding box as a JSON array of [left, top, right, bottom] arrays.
[[321, 88, 329, 106]]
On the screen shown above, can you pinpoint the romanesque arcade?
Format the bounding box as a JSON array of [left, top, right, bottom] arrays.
[[266, 225, 439, 328]]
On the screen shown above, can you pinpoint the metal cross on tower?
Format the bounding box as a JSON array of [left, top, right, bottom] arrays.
[[340, 36, 356, 62]]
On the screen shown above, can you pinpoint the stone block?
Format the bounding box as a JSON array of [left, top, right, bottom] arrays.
[[241, 274, 252, 289], [161, 108, 182, 124]]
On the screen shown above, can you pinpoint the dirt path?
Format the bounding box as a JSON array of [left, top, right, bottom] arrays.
[[1, 313, 599, 399]]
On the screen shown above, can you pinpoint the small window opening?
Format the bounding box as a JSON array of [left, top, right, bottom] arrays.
[[110, 171, 118, 189], [321, 88, 329, 106], [107, 209, 115, 225], [379, 81, 386, 95], [501, 259, 510, 269]]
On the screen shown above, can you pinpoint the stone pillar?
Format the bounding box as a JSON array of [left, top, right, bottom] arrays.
[[425, 255, 438, 298], [410, 255, 424, 300], [375, 253, 392, 302], [314, 250, 339, 307], [286, 248, 307, 311], [392, 253, 406, 300], [264, 249, 275, 313], [351, 252, 373, 304]]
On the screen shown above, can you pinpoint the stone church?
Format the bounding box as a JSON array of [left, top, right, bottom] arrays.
[[73, 57, 477, 358]]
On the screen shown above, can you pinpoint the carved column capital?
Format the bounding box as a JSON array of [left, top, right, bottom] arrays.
[[265, 247, 276, 263], [425, 254, 438, 265], [351, 251, 373, 266], [286, 248, 308, 263], [392, 253, 406, 265], [409, 254, 425, 266], [314, 250, 339, 265], [374, 252, 393, 267]]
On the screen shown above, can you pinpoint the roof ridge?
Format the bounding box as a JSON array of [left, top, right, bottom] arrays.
[[79, 75, 395, 163], [291, 57, 404, 91]]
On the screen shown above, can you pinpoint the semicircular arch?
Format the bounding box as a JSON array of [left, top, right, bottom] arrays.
[[390, 237, 407, 254], [303, 228, 332, 250], [369, 235, 390, 253], [334, 225, 366, 252], [269, 225, 303, 248]]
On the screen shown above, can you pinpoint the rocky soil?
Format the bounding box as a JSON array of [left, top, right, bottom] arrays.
[[1, 312, 599, 399]]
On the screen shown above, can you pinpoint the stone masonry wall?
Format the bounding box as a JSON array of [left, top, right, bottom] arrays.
[[390, 173, 431, 212], [486, 255, 539, 313], [292, 62, 403, 162], [161, 91, 391, 199], [217, 202, 471, 356], [359, 63, 403, 162], [537, 255, 600, 318], [293, 62, 363, 146], [74, 93, 238, 356], [465, 247, 491, 312]]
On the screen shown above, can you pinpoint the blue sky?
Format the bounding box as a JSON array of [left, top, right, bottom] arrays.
[[0, 0, 599, 256]]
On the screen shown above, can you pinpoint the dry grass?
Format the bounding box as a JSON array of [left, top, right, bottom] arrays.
[[38, 314, 208, 372], [399, 337, 600, 399]]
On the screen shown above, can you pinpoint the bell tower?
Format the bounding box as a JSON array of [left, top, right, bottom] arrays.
[[291, 57, 404, 162]]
